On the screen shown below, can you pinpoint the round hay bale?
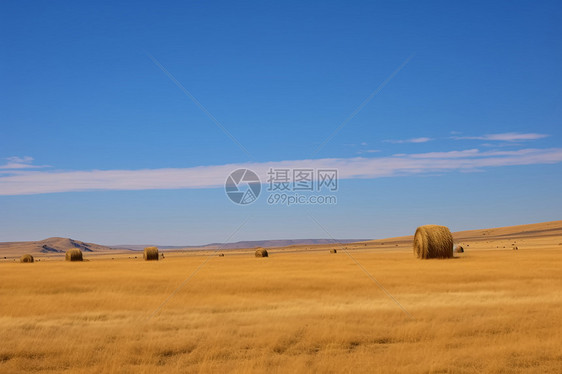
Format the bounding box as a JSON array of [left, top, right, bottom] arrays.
[[218, 253, 225, 257], [20, 254, 34, 263], [413, 225, 454, 259], [255, 248, 268, 257], [143, 247, 159, 261], [454, 245, 464, 253], [65, 249, 83, 262], [330, 249, 337, 254]]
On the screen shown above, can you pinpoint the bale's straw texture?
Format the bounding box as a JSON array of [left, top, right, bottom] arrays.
[[413, 225, 454, 259], [255, 248, 268, 257], [20, 254, 34, 263], [455, 245, 464, 253], [143, 247, 159, 261], [65, 249, 83, 262], [330, 249, 337, 254]]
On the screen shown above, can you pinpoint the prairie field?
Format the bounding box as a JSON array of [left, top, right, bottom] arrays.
[[1, 234, 562, 373]]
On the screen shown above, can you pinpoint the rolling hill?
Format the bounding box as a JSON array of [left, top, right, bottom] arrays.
[[0, 237, 125, 256]]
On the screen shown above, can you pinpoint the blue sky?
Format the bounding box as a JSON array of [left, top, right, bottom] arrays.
[[1, 1, 561, 245]]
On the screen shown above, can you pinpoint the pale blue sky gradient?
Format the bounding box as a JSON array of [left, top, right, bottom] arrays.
[[1, 1, 561, 245]]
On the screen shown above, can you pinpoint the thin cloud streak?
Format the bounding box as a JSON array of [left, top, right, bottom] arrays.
[[452, 132, 549, 142], [384, 137, 433, 144], [1, 148, 561, 196], [0, 156, 50, 170]]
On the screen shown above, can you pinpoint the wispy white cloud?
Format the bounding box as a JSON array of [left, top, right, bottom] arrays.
[[7, 156, 33, 164], [357, 149, 381, 154], [1, 148, 562, 196], [0, 156, 50, 170], [452, 132, 549, 142], [384, 137, 433, 144]]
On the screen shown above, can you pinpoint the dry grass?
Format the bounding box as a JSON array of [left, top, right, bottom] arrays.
[[1, 244, 561, 373]]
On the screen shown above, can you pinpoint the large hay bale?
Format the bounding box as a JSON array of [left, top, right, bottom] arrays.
[[330, 249, 337, 254], [143, 247, 159, 261], [413, 225, 454, 259], [20, 254, 34, 263], [454, 245, 464, 253], [255, 248, 268, 257], [65, 249, 83, 262]]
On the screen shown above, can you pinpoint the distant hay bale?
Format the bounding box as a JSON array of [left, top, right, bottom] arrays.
[[143, 247, 159, 261], [454, 245, 464, 253], [330, 249, 337, 254], [65, 249, 83, 262], [218, 253, 225, 257], [255, 248, 268, 257], [20, 254, 34, 263], [413, 225, 454, 259]]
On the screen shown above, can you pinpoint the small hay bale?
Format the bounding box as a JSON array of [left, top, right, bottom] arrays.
[[413, 225, 454, 259], [330, 249, 337, 254], [65, 249, 83, 262], [218, 253, 225, 257], [255, 248, 268, 257], [20, 254, 34, 263], [454, 245, 464, 253], [143, 247, 159, 261]]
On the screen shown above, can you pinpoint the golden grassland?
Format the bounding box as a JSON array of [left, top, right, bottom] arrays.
[[1, 241, 562, 373]]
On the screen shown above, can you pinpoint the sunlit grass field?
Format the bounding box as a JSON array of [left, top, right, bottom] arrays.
[[1, 246, 561, 373]]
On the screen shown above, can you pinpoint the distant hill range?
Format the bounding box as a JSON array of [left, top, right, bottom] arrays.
[[0, 237, 123, 256], [116, 239, 368, 251], [0, 237, 366, 256], [2, 220, 561, 256], [359, 220, 562, 245]]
